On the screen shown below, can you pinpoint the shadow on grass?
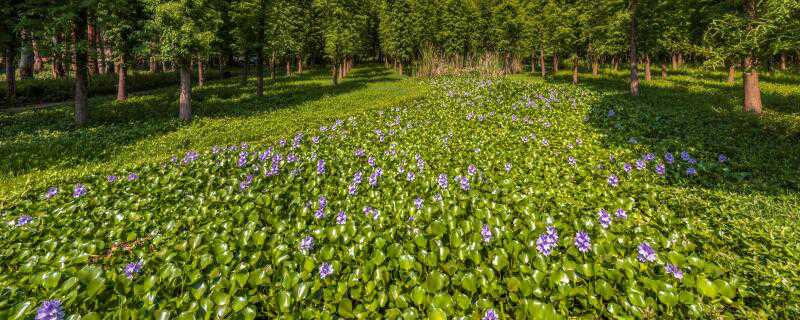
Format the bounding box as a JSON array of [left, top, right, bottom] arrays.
[[546, 70, 800, 195], [0, 66, 399, 178]]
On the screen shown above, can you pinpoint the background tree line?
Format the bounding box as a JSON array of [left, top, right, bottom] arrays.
[[1, 0, 798, 124]]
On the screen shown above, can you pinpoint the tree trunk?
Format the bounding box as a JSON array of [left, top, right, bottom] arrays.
[[644, 55, 651, 81], [572, 56, 579, 84], [629, 0, 640, 96], [4, 45, 16, 107], [780, 53, 787, 71], [270, 50, 276, 80], [591, 57, 599, 76], [399, 61, 403, 76], [728, 64, 735, 83], [332, 63, 340, 85], [677, 53, 683, 67], [660, 62, 667, 79], [285, 57, 291, 76], [117, 54, 127, 101], [179, 61, 192, 121], [32, 37, 43, 74], [98, 32, 107, 74], [197, 59, 205, 87], [743, 57, 762, 114], [539, 47, 546, 76], [256, 50, 264, 97], [552, 53, 559, 73], [18, 30, 34, 80], [149, 57, 159, 73], [613, 56, 619, 71], [296, 52, 302, 74], [671, 53, 678, 69], [73, 8, 90, 126], [51, 34, 66, 79]]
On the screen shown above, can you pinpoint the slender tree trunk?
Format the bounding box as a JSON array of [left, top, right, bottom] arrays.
[[538, 47, 545, 76], [19, 30, 34, 80], [286, 57, 291, 76], [87, 22, 99, 76], [270, 50, 276, 80], [149, 57, 159, 73], [197, 59, 205, 87], [4, 45, 17, 107], [660, 62, 667, 79], [256, 50, 264, 97], [728, 64, 735, 83], [332, 62, 340, 85], [179, 61, 192, 121], [613, 56, 619, 71], [671, 53, 678, 69], [677, 53, 683, 67], [591, 56, 599, 76], [73, 8, 90, 125], [117, 54, 127, 101], [552, 53, 559, 73], [644, 55, 651, 81], [51, 34, 66, 79], [780, 53, 787, 71], [296, 52, 302, 74], [98, 32, 107, 74], [572, 56, 579, 84], [399, 61, 403, 76], [32, 37, 43, 74], [629, 0, 640, 96], [743, 57, 762, 114]]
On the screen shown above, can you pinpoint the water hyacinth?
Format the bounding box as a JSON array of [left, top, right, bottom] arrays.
[[718, 154, 728, 163], [286, 153, 298, 163], [468, 164, 477, 176], [607, 109, 615, 117], [434, 193, 443, 202], [316, 159, 326, 175], [182, 150, 199, 164], [239, 175, 254, 190], [459, 176, 470, 191], [483, 309, 499, 320], [644, 153, 656, 161], [686, 167, 697, 176], [655, 163, 666, 176], [355, 148, 365, 157], [438, 174, 449, 189], [415, 154, 426, 172], [568, 156, 576, 166], [319, 262, 333, 279], [574, 231, 591, 253], [623, 163, 632, 173], [368, 156, 376, 167], [107, 175, 117, 183], [123, 260, 143, 279], [615, 208, 627, 219], [481, 224, 492, 242], [536, 226, 559, 256], [664, 152, 674, 164], [127, 172, 138, 181], [607, 174, 619, 187], [635, 159, 646, 170], [598, 209, 611, 228], [637, 242, 657, 263], [665, 264, 684, 280], [299, 236, 315, 254], [312, 136, 320, 144], [505, 162, 511, 173], [369, 168, 382, 186], [17, 215, 33, 227], [336, 211, 347, 225], [45, 187, 58, 199], [406, 171, 416, 182], [36, 300, 65, 320], [73, 184, 87, 198], [414, 197, 423, 210]]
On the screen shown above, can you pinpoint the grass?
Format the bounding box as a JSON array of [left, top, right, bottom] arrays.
[[0, 66, 427, 203]]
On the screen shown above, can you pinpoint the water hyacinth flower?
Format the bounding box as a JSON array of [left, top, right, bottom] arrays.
[[575, 138, 583, 145], [292, 133, 303, 149], [73, 184, 87, 198], [123, 260, 143, 279], [574, 231, 591, 253], [615, 208, 627, 219], [299, 236, 315, 254], [312, 136, 320, 144], [644, 153, 656, 162], [637, 242, 657, 263], [319, 262, 333, 279], [45, 187, 58, 199], [36, 300, 65, 320], [259, 148, 272, 162], [483, 309, 499, 320], [416, 154, 426, 172], [505, 162, 511, 173], [623, 163, 633, 173], [718, 154, 728, 163], [521, 136, 529, 143], [468, 164, 477, 176], [239, 175, 254, 190], [369, 168, 382, 186], [568, 156, 576, 166], [686, 167, 697, 176], [315, 196, 327, 219], [665, 264, 684, 280], [655, 163, 666, 176], [635, 159, 646, 170], [414, 197, 423, 210], [182, 150, 199, 164], [541, 138, 549, 146], [107, 175, 117, 183], [17, 215, 33, 227], [598, 209, 611, 229], [406, 171, 416, 182], [336, 211, 347, 225], [607, 174, 619, 187], [664, 152, 674, 164], [127, 172, 138, 181], [481, 224, 492, 242], [680, 151, 691, 161], [438, 174, 449, 189], [459, 176, 470, 191], [355, 148, 365, 157], [352, 171, 363, 185], [536, 226, 559, 256], [607, 109, 615, 117], [286, 153, 298, 163], [316, 159, 326, 175], [434, 193, 443, 202], [368, 156, 376, 167]]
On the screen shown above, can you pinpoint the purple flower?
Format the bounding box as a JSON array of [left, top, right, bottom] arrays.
[[368, 156, 376, 167], [127, 172, 138, 181], [353, 171, 363, 184], [615, 208, 627, 219], [317, 159, 326, 175], [468, 164, 477, 176], [481, 224, 492, 243], [45, 187, 58, 199], [574, 231, 591, 253], [336, 211, 347, 225], [664, 152, 674, 164], [607, 109, 615, 117], [686, 167, 697, 176], [434, 193, 442, 202], [541, 138, 549, 146], [568, 156, 576, 166], [279, 139, 286, 147], [635, 159, 646, 170], [363, 206, 373, 217], [182, 150, 198, 164], [575, 138, 583, 145], [299, 236, 315, 253], [369, 169, 381, 186], [521, 136, 529, 143], [406, 171, 416, 182], [655, 163, 666, 176], [598, 209, 611, 228], [237, 152, 249, 167], [414, 197, 423, 210], [73, 184, 87, 198], [665, 264, 684, 280], [504, 162, 511, 173], [483, 309, 498, 320], [644, 153, 656, 161], [459, 176, 470, 191], [623, 163, 632, 173], [292, 133, 303, 149], [680, 151, 691, 161], [438, 174, 449, 189], [107, 175, 117, 183], [315, 196, 327, 218], [319, 262, 333, 279], [286, 153, 298, 163], [355, 148, 365, 157], [415, 154, 425, 171], [637, 242, 657, 263], [348, 183, 357, 195], [312, 136, 320, 144], [36, 300, 64, 320], [718, 154, 728, 163], [607, 174, 619, 187], [239, 175, 254, 190], [123, 260, 143, 279], [17, 215, 33, 227], [536, 226, 559, 256]]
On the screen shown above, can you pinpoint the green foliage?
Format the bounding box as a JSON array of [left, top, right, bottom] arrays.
[[152, 0, 221, 65]]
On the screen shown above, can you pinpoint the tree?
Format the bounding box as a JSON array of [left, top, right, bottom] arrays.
[[153, 0, 220, 121], [629, 0, 639, 96], [100, 0, 149, 101], [316, 0, 367, 84]]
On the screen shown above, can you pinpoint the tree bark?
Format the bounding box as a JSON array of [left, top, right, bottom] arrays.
[[73, 8, 90, 125], [117, 54, 127, 101], [4, 45, 17, 107], [613, 56, 619, 71], [591, 57, 599, 76], [98, 32, 107, 74], [256, 50, 264, 97], [644, 55, 651, 81], [398, 61, 403, 76], [629, 0, 640, 96], [660, 62, 667, 79], [671, 53, 678, 69], [296, 52, 302, 74], [780, 53, 787, 71], [18, 30, 34, 80], [149, 57, 160, 73], [332, 62, 340, 85], [179, 61, 192, 121], [197, 59, 205, 87], [728, 64, 735, 83], [32, 37, 43, 74], [552, 53, 559, 73], [572, 56, 579, 84], [743, 57, 762, 114], [539, 47, 546, 76], [51, 34, 66, 79], [270, 50, 276, 80]]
